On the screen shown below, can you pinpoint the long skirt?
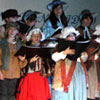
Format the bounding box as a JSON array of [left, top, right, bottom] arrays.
[[51, 62, 87, 100], [16, 72, 50, 100], [87, 62, 99, 99]]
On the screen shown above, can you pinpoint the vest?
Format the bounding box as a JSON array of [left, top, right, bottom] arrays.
[[0, 38, 21, 70]]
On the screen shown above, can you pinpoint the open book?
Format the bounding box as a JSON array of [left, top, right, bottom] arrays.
[[57, 39, 91, 60], [15, 45, 54, 59], [51, 26, 62, 37]]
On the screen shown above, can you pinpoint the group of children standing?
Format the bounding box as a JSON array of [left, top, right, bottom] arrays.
[[0, 0, 100, 100]]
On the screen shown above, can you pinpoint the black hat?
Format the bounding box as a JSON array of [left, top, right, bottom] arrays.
[[80, 9, 94, 22], [1, 9, 20, 20], [22, 10, 41, 21], [47, 0, 67, 11]]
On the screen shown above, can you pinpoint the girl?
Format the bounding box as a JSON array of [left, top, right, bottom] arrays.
[[86, 32, 100, 100], [76, 9, 94, 39], [0, 9, 20, 39], [41, 0, 68, 39], [51, 26, 87, 100], [17, 10, 40, 41], [0, 22, 27, 100], [16, 28, 51, 100]]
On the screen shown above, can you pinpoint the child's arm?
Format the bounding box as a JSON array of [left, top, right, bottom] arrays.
[[52, 47, 75, 62], [18, 55, 28, 69]]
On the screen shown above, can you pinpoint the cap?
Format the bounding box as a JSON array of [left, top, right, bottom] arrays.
[[23, 10, 41, 21], [47, 0, 67, 11], [1, 9, 20, 20]]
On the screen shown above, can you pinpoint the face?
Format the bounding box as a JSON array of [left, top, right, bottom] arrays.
[[82, 17, 92, 27], [6, 16, 18, 22], [25, 19, 37, 27], [66, 33, 76, 41], [31, 33, 41, 44], [8, 27, 19, 39], [53, 5, 63, 16]]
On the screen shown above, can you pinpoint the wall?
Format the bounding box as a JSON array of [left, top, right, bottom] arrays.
[[0, 0, 100, 29]]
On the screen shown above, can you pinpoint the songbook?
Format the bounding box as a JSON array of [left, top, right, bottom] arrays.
[[40, 37, 65, 44], [17, 21, 33, 34], [40, 38, 57, 43], [57, 39, 91, 60], [90, 45, 100, 56], [40, 37, 65, 47], [86, 40, 100, 56], [51, 27, 62, 37], [15, 45, 54, 58]]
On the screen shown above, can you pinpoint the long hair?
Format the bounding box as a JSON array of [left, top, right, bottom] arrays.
[[47, 4, 68, 29]]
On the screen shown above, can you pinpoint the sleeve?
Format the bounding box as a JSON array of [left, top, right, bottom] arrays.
[[42, 20, 56, 39], [19, 59, 28, 69], [77, 52, 88, 62], [52, 51, 67, 62]]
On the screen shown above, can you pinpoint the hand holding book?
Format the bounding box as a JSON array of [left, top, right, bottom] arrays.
[[63, 47, 75, 55], [57, 39, 91, 60], [15, 45, 54, 59], [29, 55, 39, 63]]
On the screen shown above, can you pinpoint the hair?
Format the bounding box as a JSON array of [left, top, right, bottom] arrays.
[[22, 13, 37, 23], [5, 22, 19, 38], [67, 33, 76, 37], [5, 27, 17, 38], [80, 13, 93, 25], [46, 4, 68, 29]]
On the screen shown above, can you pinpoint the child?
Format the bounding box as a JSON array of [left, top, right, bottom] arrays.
[[16, 28, 51, 100], [76, 9, 94, 39], [0, 22, 27, 100], [17, 10, 40, 41], [86, 36, 100, 100], [51, 26, 87, 100], [41, 0, 68, 39], [0, 9, 20, 39]]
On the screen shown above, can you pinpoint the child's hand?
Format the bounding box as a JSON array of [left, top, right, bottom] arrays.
[[30, 55, 39, 63], [18, 55, 26, 62], [63, 47, 75, 55]]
